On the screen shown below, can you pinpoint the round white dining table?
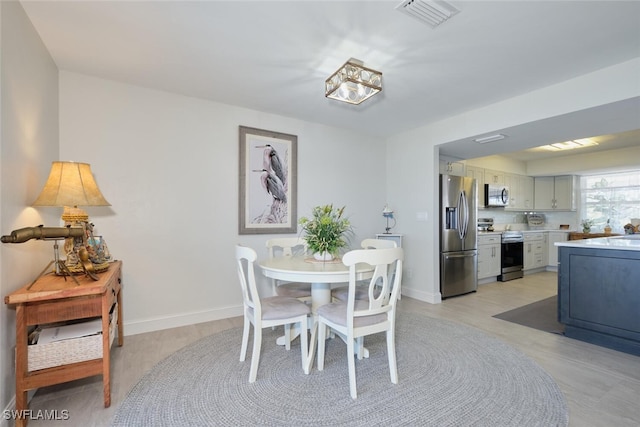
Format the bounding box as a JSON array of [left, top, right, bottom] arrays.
[[258, 256, 374, 312], [259, 255, 375, 370]]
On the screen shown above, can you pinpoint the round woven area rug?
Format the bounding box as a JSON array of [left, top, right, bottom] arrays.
[[112, 313, 568, 426]]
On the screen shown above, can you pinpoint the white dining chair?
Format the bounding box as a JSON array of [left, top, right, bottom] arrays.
[[331, 238, 398, 303], [316, 247, 404, 399], [236, 245, 311, 382], [266, 237, 312, 302]]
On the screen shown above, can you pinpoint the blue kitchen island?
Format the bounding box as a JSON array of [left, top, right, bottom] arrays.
[[556, 235, 640, 356]]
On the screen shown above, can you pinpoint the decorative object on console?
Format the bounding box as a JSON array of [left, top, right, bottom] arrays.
[[31, 161, 112, 279], [1, 225, 85, 286], [382, 204, 396, 234], [325, 58, 382, 105], [299, 204, 352, 261], [581, 218, 593, 234], [604, 219, 612, 234]]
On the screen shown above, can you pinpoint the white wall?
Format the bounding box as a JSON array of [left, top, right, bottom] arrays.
[[59, 72, 387, 335], [466, 155, 528, 175], [1, 0, 60, 417], [526, 145, 640, 176]]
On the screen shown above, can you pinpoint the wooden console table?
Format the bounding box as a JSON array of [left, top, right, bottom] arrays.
[[4, 261, 123, 427], [568, 232, 620, 240]]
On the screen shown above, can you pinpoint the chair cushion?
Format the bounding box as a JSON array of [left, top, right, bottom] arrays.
[[317, 300, 387, 328], [275, 282, 312, 298], [260, 296, 310, 320], [332, 285, 381, 302]]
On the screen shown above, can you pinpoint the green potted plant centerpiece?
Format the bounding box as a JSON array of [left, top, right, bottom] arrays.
[[299, 204, 353, 261]]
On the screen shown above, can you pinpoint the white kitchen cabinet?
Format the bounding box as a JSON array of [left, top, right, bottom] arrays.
[[505, 174, 534, 211], [553, 176, 577, 210], [547, 231, 568, 270], [524, 232, 546, 271], [439, 158, 465, 176], [465, 165, 485, 207], [478, 234, 501, 280], [484, 169, 504, 185], [522, 176, 534, 209], [534, 175, 577, 210]]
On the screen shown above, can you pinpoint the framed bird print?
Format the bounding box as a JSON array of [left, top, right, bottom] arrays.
[[239, 126, 297, 234]]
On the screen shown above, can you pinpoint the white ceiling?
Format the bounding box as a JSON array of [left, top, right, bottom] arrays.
[[19, 0, 640, 162]]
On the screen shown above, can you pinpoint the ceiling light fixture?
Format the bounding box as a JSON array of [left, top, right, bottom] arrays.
[[541, 138, 598, 151], [325, 58, 382, 105], [395, 0, 460, 28], [473, 134, 507, 144]]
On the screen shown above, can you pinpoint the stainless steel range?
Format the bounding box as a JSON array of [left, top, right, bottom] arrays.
[[499, 231, 524, 282]]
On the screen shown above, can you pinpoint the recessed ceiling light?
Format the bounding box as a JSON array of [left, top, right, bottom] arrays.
[[540, 138, 598, 151], [473, 134, 507, 144]]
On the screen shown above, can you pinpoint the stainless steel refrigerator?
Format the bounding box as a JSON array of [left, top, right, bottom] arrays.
[[440, 174, 478, 298]]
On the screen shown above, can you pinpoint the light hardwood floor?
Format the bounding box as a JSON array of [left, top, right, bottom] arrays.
[[20, 271, 640, 426]]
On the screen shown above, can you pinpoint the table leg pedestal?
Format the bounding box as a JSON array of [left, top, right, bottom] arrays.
[[310, 282, 331, 312], [276, 282, 331, 347]]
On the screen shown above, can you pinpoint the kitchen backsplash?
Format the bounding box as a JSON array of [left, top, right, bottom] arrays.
[[478, 209, 579, 231]]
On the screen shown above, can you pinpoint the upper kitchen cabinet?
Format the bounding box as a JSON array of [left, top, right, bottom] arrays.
[[534, 175, 577, 210], [505, 173, 534, 211], [439, 157, 465, 176], [465, 165, 485, 207], [484, 169, 505, 185]]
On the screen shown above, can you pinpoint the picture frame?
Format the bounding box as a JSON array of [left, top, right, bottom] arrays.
[[239, 126, 297, 234]]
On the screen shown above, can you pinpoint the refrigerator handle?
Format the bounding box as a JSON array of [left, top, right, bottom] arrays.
[[458, 190, 468, 240], [444, 253, 476, 259]]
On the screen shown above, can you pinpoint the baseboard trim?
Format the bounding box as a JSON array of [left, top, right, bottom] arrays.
[[124, 305, 244, 336], [401, 288, 442, 304]]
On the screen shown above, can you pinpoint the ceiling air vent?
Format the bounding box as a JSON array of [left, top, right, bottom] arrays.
[[395, 0, 460, 28]]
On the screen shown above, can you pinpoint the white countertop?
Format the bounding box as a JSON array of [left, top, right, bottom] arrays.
[[555, 235, 640, 251], [478, 229, 571, 235], [522, 229, 572, 233]]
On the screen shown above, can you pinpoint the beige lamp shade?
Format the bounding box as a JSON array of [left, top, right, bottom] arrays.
[[33, 161, 110, 222]]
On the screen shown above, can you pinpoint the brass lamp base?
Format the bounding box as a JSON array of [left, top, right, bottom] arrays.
[[61, 206, 89, 223]]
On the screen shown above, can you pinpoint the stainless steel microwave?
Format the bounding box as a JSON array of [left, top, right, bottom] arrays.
[[484, 184, 509, 207]]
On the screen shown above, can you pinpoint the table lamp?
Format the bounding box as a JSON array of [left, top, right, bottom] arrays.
[[382, 204, 396, 234], [32, 161, 112, 278]]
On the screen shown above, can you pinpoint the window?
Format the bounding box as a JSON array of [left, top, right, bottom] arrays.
[[580, 171, 640, 232]]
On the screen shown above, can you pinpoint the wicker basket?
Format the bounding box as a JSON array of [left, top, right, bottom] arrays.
[[27, 304, 118, 372]]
